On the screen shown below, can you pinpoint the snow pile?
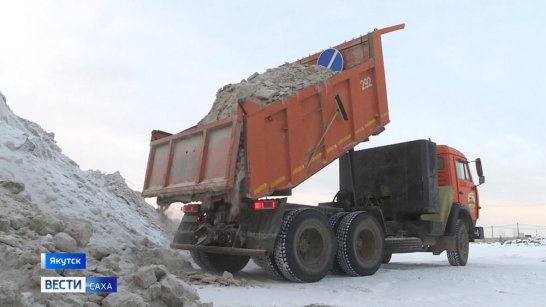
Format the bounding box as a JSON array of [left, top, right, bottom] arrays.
[[502, 237, 546, 246], [184, 271, 249, 287], [199, 62, 334, 124], [0, 92, 208, 306]]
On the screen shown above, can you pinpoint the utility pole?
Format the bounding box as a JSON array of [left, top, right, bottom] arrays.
[[516, 222, 520, 239], [491, 225, 494, 238]]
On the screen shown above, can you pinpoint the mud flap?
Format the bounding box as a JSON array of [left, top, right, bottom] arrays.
[[173, 215, 199, 245], [432, 236, 456, 255]]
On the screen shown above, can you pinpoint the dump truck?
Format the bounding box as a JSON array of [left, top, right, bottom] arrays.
[[142, 24, 485, 282]]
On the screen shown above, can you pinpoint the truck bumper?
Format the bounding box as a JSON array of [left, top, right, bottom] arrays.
[[170, 243, 268, 257]]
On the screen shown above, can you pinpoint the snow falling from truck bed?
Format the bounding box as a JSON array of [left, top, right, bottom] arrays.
[[0, 92, 215, 306], [199, 62, 334, 124]]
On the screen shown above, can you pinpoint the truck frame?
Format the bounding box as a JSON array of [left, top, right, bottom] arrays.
[[142, 24, 485, 282]]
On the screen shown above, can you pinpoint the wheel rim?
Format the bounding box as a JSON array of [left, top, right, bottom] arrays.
[[355, 228, 375, 262], [296, 227, 324, 267]]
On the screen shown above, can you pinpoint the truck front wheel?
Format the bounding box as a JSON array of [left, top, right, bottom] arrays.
[[382, 252, 392, 264], [191, 251, 250, 273], [274, 209, 335, 282], [336, 211, 384, 276], [447, 219, 469, 266]]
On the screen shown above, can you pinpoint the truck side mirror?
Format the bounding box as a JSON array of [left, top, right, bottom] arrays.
[[475, 158, 485, 185]]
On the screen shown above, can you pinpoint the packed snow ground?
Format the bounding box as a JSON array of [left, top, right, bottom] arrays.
[[197, 243, 546, 307]]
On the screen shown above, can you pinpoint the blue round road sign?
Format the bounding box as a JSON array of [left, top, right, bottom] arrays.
[[317, 48, 343, 73]]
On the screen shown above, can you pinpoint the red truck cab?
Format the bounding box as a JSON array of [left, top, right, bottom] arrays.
[[437, 145, 484, 224]]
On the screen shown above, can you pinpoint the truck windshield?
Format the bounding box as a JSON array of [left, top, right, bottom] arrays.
[[455, 160, 472, 181]]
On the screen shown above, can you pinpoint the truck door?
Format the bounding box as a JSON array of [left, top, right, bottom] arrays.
[[454, 158, 478, 220]]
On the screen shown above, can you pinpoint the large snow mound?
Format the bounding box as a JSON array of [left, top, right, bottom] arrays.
[[0, 92, 207, 306]]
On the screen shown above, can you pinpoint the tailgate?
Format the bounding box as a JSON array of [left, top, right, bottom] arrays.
[[142, 116, 242, 198]]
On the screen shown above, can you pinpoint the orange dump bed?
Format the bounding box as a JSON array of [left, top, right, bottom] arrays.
[[142, 24, 404, 200]]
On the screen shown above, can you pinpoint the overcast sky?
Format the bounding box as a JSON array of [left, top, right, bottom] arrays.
[[1, 1, 545, 229]]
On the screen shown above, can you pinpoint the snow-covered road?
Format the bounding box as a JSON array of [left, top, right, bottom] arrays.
[[197, 243, 546, 307]]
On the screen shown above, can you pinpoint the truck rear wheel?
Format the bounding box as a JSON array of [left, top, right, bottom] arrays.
[[329, 212, 348, 274], [447, 219, 469, 266], [252, 255, 285, 279], [190, 250, 207, 270], [335, 211, 384, 276], [191, 251, 250, 274], [274, 209, 335, 282]]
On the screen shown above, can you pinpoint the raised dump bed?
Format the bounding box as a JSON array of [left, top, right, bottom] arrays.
[[142, 24, 404, 201]]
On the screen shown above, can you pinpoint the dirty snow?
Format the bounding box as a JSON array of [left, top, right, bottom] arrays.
[[199, 62, 334, 124], [0, 92, 210, 306], [197, 243, 546, 307]]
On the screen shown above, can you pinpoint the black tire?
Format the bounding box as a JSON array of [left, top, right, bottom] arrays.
[[191, 251, 250, 273], [336, 211, 384, 276], [382, 252, 392, 264], [447, 219, 469, 266], [252, 256, 267, 268], [274, 209, 335, 282], [190, 250, 207, 270], [252, 255, 285, 279], [329, 212, 348, 234], [329, 212, 348, 275]]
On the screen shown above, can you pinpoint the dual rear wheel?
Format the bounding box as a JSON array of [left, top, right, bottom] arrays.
[[272, 208, 336, 282], [332, 211, 385, 276], [268, 209, 384, 282]]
